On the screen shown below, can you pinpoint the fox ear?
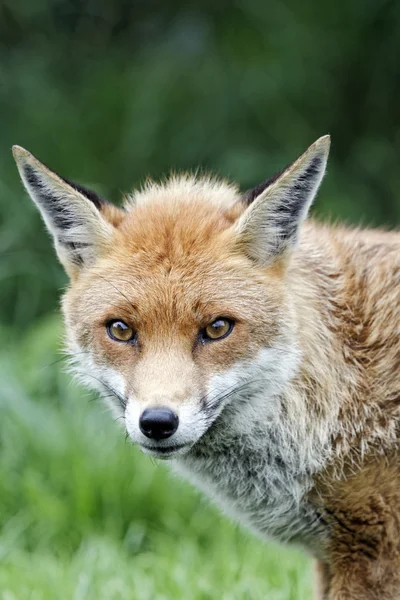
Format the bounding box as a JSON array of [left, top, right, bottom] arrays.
[[13, 146, 115, 278], [236, 135, 330, 266]]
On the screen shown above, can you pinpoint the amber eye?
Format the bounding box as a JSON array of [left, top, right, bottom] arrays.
[[107, 320, 136, 343], [202, 318, 234, 342]]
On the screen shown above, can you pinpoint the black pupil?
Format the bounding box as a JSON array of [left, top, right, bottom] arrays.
[[213, 320, 225, 331], [115, 322, 128, 331]]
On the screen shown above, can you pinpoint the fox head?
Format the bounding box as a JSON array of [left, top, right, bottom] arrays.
[[13, 137, 330, 458]]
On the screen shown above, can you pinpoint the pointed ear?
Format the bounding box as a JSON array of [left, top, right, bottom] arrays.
[[13, 146, 116, 278], [235, 135, 330, 266]]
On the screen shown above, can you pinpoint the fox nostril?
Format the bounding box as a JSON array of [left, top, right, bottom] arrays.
[[139, 407, 179, 441]]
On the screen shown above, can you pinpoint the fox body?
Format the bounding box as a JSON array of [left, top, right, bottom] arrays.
[[13, 137, 400, 599]]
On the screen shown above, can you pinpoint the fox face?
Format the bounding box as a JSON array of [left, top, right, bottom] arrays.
[[13, 137, 329, 459]]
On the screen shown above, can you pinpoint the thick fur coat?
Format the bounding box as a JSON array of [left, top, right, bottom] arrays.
[[13, 137, 400, 599]]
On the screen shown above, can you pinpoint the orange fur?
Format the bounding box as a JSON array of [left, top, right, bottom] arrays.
[[13, 139, 400, 599]]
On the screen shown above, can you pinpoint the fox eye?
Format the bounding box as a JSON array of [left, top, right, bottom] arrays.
[[107, 320, 136, 343], [201, 318, 234, 342]]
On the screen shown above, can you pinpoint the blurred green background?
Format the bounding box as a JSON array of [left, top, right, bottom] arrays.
[[0, 1, 399, 598]]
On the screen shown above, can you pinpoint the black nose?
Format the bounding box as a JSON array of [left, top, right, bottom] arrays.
[[139, 407, 179, 441]]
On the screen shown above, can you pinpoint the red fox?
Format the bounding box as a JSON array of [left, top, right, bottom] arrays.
[[13, 137, 400, 599]]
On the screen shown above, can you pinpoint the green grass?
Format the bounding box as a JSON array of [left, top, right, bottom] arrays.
[[0, 316, 312, 599]]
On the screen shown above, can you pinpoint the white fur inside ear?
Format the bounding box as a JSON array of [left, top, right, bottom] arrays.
[[236, 136, 330, 265], [13, 146, 114, 273]]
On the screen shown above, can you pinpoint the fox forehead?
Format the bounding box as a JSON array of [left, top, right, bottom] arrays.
[[64, 188, 284, 335], [119, 175, 245, 257]]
